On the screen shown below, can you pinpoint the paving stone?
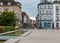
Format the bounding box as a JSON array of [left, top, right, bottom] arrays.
[[18, 29, 60, 43]]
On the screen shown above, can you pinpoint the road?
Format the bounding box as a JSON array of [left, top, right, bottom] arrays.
[[18, 29, 60, 43]]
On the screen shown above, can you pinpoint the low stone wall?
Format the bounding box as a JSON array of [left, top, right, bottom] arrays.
[[4, 30, 32, 43]]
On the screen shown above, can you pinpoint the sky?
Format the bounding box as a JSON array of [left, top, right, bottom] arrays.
[[15, 0, 40, 20]]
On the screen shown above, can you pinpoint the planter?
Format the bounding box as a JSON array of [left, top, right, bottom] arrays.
[[0, 26, 19, 33]]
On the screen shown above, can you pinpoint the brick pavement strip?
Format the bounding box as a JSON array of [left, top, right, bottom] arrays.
[[18, 29, 60, 43]]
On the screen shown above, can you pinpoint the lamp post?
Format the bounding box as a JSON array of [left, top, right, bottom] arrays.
[[22, 12, 24, 28]]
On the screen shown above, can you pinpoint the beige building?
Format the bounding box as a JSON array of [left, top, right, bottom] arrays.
[[0, 0, 22, 27]]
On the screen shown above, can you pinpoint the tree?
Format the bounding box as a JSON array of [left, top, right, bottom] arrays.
[[0, 12, 17, 26]]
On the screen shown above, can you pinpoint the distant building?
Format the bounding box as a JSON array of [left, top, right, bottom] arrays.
[[29, 19, 36, 28], [36, 14, 40, 27], [37, 0, 60, 29], [22, 12, 30, 28], [0, 0, 22, 27]]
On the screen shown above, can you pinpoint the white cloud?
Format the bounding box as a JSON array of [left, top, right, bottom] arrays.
[[30, 17, 36, 21]]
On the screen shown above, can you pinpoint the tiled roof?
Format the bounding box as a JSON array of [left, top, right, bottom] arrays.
[[52, 1, 59, 4], [0, 0, 20, 5], [0, 0, 21, 8], [0, 0, 14, 2], [38, 0, 52, 5]]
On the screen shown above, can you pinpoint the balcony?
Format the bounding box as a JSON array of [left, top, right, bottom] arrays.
[[38, 19, 53, 21], [56, 20, 60, 21]]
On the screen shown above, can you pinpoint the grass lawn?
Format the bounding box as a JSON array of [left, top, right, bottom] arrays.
[[1, 31, 26, 36]]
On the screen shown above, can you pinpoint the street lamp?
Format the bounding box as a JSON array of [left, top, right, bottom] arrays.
[[22, 12, 24, 28]]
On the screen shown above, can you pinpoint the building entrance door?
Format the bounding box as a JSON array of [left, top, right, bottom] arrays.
[[56, 23, 59, 28], [44, 22, 51, 28], [40, 23, 42, 27], [52, 23, 54, 28]]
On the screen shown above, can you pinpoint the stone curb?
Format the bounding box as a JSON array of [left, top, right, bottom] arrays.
[[20, 30, 32, 37], [4, 30, 33, 43], [0, 30, 19, 35]]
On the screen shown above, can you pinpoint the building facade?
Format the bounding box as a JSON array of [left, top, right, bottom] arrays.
[[40, 0, 60, 2], [37, 0, 60, 29], [52, 0, 60, 28], [0, 0, 22, 27], [22, 12, 30, 28]]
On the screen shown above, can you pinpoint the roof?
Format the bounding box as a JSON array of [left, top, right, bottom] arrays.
[[0, 0, 21, 8], [52, 1, 59, 4], [38, 0, 52, 5], [0, 0, 14, 2], [22, 12, 29, 18]]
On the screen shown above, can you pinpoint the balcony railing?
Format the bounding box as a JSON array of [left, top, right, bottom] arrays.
[[38, 20, 53, 21], [56, 20, 60, 21]]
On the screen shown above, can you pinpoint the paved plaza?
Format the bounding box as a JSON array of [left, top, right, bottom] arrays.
[[18, 29, 60, 43]]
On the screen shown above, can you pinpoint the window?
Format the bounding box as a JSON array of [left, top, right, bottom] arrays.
[[39, 16, 41, 20], [48, 5, 52, 9], [39, 6, 41, 9], [46, 6, 48, 9], [40, 11, 41, 14], [48, 6, 50, 9], [44, 11, 47, 14], [56, 23, 59, 28], [38, 10, 40, 14], [0, 8, 3, 12], [39, 5, 43, 9], [9, 7, 13, 11], [47, 16, 52, 20], [40, 11, 43, 14], [56, 16, 59, 21], [56, 12, 59, 15], [48, 11, 52, 14], [56, 6, 59, 10], [5, 9, 8, 11], [44, 5, 46, 9], [0, 2, 3, 5], [44, 16, 52, 20], [40, 22, 42, 27], [8, 2, 11, 5], [44, 16, 47, 20], [56, 6, 59, 15]]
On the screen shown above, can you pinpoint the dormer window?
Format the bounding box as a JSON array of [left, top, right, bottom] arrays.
[[0, 2, 3, 5], [8, 2, 11, 5]]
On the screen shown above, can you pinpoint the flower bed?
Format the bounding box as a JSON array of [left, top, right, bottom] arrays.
[[1, 31, 25, 36], [0, 26, 19, 33]]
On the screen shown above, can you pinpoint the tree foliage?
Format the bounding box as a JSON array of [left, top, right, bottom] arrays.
[[0, 12, 17, 26]]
